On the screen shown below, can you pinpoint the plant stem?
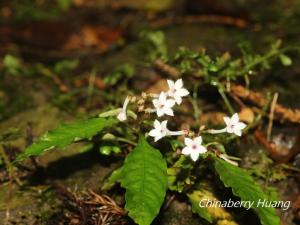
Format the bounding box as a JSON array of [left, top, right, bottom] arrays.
[[218, 85, 234, 115], [116, 137, 137, 146]]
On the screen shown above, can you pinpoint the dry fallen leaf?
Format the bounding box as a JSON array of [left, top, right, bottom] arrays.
[[146, 79, 169, 94], [239, 107, 254, 123]]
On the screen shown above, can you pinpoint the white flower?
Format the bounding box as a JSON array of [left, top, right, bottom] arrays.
[[117, 96, 129, 121], [152, 92, 175, 117], [167, 79, 189, 104], [182, 136, 207, 161], [149, 120, 187, 142], [223, 113, 246, 136], [149, 120, 169, 142]]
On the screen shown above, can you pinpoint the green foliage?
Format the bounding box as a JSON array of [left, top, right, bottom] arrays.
[[139, 30, 168, 61], [102, 167, 123, 191], [11, 0, 66, 21], [187, 190, 213, 223], [279, 54, 292, 66], [3, 55, 23, 75], [171, 40, 298, 84], [121, 136, 168, 225], [167, 155, 194, 192], [0, 128, 21, 143], [247, 151, 287, 182], [99, 145, 121, 155], [214, 158, 280, 225], [104, 64, 135, 86], [15, 118, 117, 161], [53, 59, 79, 74], [56, 0, 72, 11]]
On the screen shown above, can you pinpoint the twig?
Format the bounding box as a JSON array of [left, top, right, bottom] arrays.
[[41, 67, 69, 93], [151, 15, 249, 29], [254, 130, 282, 162], [255, 127, 300, 163], [153, 59, 181, 78], [267, 93, 279, 141], [86, 70, 96, 107], [163, 194, 176, 210], [0, 145, 22, 185], [231, 85, 300, 124]]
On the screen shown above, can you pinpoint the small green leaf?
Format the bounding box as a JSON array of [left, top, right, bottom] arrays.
[[214, 158, 280, 225], [121, 136, 168, 225], [102, 167, 123, 191], [99, 145, 121, 155], [279, 54, 292, 66], [16, 118, 117, 161], [3, 54, 22, 75]]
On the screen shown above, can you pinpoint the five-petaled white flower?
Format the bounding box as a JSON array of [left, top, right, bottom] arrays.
[[149, 120, 168, 142], [149, 120, 186, 142], [224, 113, 246, 136], [167, 79, 189, 105], [153, 92, 175, 117], [182, 136, 207, 161], [117, 96, 129, 121]]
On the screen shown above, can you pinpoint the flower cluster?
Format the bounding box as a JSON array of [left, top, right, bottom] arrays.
[[152, 79, 189, 117], [116, 78, 247, 162]]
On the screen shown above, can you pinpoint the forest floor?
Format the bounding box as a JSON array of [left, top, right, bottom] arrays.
[[0, 1, 300, 225]]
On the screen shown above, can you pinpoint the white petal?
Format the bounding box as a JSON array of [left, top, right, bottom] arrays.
[[184, 138, 193, 147], [224, 116, 231, 126], [233, 129, 242, 136], [167, 90, 174, 98], [154, 120, 160, 129], [231, 113, 240, 124], [237, 122, 246, 130], [163, 108, 174, 116], [154, 133, 163, 142], [165, 99, 175, 108], [161, 120, 168, 129], [182, 146, 192, 155], [149, 129, 159, 137], [177, 88, 189, 97], [194, 136, 203, 145], [175, 79, 183, 89], [197, 146, 207, 154], [152, 99, 159, 108], [159, 92, 167, 102], [190, 151, 200, 161], [167, 80, 175, 89], [117, 111, 127, 121], [226, 126, 234, 133], [174, 95, 182, 105], [156, 109, 164, 117]]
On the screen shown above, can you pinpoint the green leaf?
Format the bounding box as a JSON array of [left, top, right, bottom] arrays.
[[3, 54, 22, 75], [214, 158, 280, 225], [187, 190, 213, 223], [121, 136, 167, 225], [102, 166, 123, 191], [16, 118, 117, 161], [279, 54, 292, 66], [99, 145, 121, 155]]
